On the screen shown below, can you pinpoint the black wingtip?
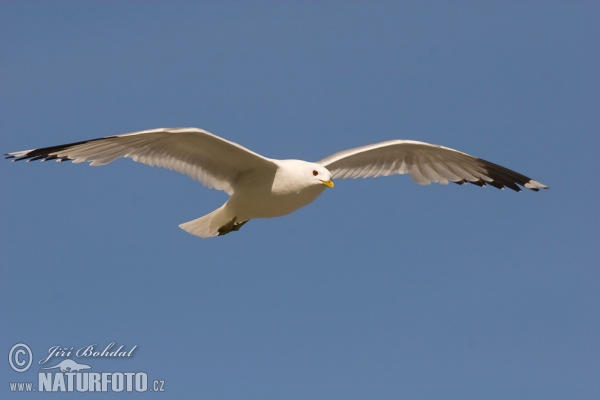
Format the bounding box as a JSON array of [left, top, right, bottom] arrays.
[[474, 157, 548, 192], [5, 136, 111, 164]]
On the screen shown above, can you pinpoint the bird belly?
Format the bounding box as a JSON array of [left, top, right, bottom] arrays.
[[227, 185, 326, 220]]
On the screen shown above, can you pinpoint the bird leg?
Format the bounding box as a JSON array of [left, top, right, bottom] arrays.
[[217, 217, 249, 236]]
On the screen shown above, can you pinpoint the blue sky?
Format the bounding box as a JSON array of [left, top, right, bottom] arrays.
[[1, 1, 598, 399]]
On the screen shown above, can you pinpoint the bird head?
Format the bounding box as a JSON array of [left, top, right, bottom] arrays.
[[272, 160, 334, 195], [309, 164, 334, 188]]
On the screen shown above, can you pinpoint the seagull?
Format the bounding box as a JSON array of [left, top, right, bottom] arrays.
[[6, 127, 547, 238]]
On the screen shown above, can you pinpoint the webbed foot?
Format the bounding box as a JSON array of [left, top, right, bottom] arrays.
[[217, 217, 249, 236]]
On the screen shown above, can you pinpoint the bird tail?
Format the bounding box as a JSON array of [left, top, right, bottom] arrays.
[[179, 205, 233, 238]]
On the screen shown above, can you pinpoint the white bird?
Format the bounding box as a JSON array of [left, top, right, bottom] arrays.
[[6, 127, 547, 238]]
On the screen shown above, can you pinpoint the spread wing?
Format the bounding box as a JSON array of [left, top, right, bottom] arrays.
[[318, 140, 547, 192], [6, 127, 277, 194]]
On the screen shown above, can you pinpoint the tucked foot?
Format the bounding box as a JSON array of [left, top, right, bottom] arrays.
[[217, 217, 249, 236]]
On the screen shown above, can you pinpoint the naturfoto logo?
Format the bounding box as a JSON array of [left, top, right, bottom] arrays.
[[8, 342, 165, 394]]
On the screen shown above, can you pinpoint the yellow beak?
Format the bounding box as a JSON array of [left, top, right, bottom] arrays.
[[321, 179, 334, 188]]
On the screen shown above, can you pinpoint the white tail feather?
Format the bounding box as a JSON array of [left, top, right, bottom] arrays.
[[179, 205, 233, 238]]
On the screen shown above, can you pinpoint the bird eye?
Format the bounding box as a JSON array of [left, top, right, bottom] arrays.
[[312, 170, 318, 176]]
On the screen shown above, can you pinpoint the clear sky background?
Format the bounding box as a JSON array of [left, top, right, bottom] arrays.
[[1, 2, 598, 399]]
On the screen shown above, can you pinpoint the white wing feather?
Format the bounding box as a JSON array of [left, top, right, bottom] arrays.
[[317, 140, 547, 192], [6, 127, 277, 194]]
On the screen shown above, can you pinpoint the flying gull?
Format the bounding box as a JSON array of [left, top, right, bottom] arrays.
[[6, 127, 547, 238]]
